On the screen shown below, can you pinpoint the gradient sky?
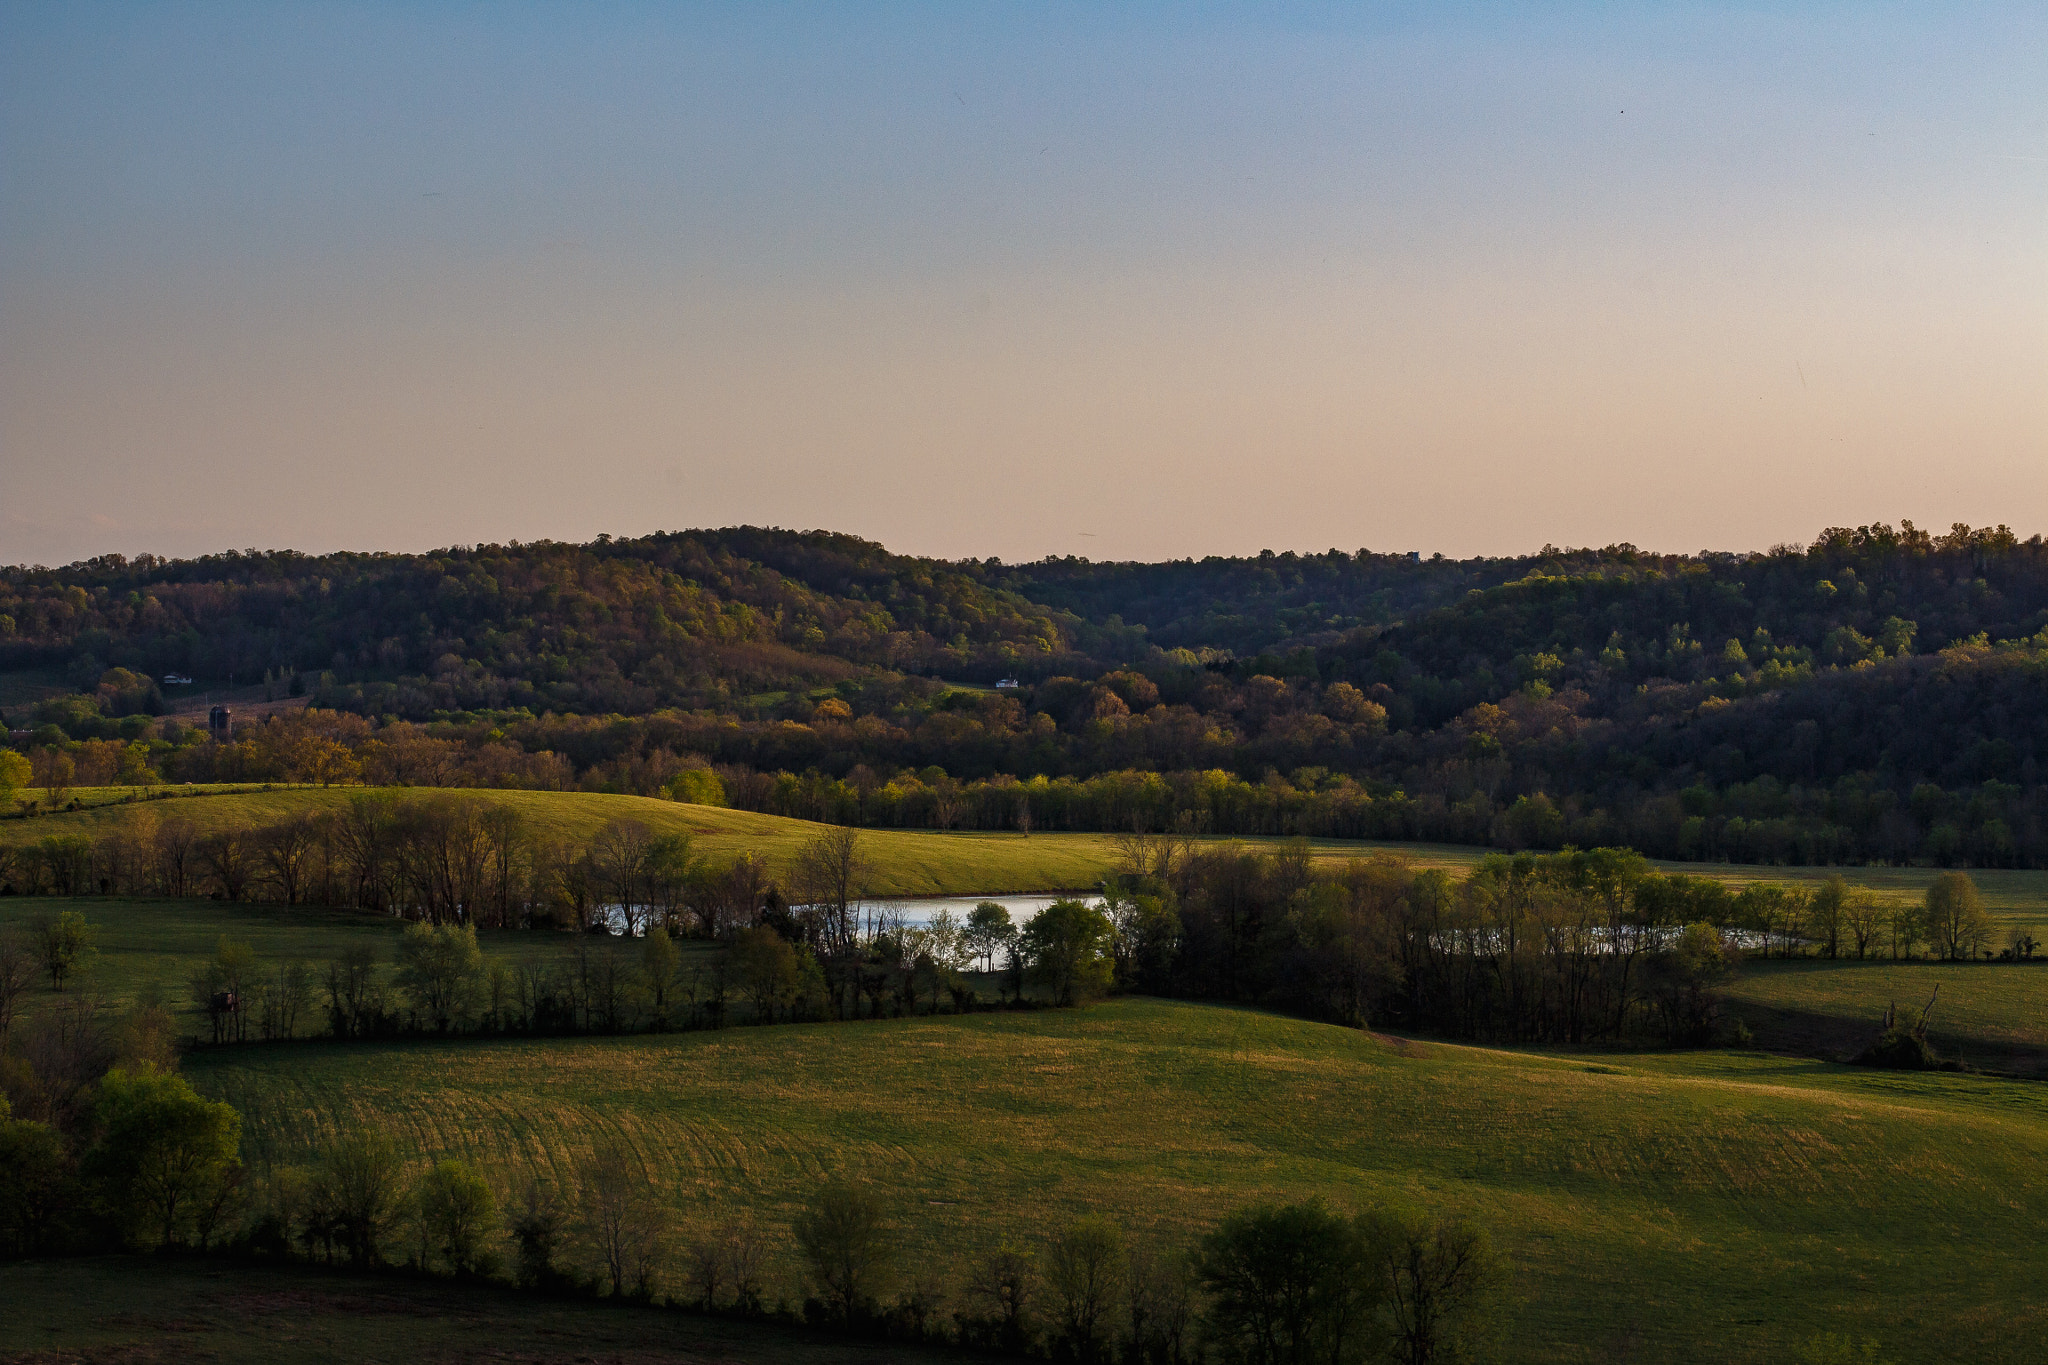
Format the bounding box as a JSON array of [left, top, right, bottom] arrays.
[[3, 3, 2043, 567]]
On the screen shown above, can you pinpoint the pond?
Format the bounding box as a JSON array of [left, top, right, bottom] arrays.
[[888, 893, 1104, 928], [597, 892, 1103, 935]]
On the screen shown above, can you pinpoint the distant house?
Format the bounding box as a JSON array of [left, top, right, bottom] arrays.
[[163, 674, 193, 686], [995, 678, 1021, 689]]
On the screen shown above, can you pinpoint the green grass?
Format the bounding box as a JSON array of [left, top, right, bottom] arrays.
[[0, 896, 684, 1034], [0, 1256, 998, 1364], [1721, 958, 2048, 1075], [182, 998, 2048, 1365], [0, 786, 1135, 897]]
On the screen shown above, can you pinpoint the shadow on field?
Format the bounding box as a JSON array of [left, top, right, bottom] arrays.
[[0, 1256, 1009, 1365], [1722, 997, 2048, 1078]]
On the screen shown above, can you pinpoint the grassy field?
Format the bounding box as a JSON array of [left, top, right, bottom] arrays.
[[0, 896, 703, 1037], [0, 786, 1133, 897], [182, 998, 2048, 1365], [0, 1256, 999, 1364], [8, 785, 2046, 932], [1721, 958, 2048, 1075]]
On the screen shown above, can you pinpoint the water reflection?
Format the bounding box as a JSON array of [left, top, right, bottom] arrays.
[[890, 893, 1105, 928], [595, 892, 1104, 936]]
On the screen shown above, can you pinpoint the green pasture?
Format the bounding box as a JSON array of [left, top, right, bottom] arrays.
[[0, 896, 697, 1036], [1721, 958, 2048, 1075], [185, 998, 2048, 1365], [0, 786, 1131, 896]]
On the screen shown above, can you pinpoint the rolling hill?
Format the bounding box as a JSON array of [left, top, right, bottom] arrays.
[[183, 997, 2048, 1365]]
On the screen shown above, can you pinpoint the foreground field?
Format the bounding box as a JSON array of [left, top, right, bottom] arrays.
[[185, 998, 2048, 1365], [1721, 958, 2048, 1075], [9, 785, 2045, 933], [0, 1256, 993, 1364]]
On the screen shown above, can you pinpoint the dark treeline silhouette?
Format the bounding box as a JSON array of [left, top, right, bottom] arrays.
[[8, 521, 2048, 867], [1105, 839, 1758, 1046], [1101, 837, 2017, 1045]]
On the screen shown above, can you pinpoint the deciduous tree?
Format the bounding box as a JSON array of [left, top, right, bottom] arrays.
[[1046, 1215, 1127, 1363], [84, 1067, 241, 1249], [313, 1130, 404, 1266], [1021, 899, 1114, 1005], [34, 910, 96, 991], [580, 1139, 666, 1298], [1925, 872, 1991, 961], [794, 1179, 894, 1326], [414, 1159, 500, 1276], [1357, 1206, 1500, 1365]]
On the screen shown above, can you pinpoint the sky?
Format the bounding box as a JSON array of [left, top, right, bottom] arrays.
[[2, 2, 2043, 567]]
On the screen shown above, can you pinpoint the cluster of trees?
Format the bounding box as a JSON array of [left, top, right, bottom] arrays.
[[1088, 840, 2017, 1045], [784, 1184, 1499, 1364], [0, 794, 712, 928], [2, 708, 572, 798]]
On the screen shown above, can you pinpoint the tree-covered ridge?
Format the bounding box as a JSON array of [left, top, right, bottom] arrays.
[[1335, 520, 2046, 727], [994, 546, 1580, 656], [0, 530, 1087, 712], [7, 521, 2048, 868]]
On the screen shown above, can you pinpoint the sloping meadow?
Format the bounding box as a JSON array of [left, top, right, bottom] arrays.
[[187, 997, 2048, 1364]]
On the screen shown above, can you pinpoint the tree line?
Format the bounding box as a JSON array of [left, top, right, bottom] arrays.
[[8, 795, 2023, 1051], [1094, 840, 2018, 1046]]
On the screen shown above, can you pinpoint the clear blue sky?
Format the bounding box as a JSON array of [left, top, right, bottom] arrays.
[[3, 2, 2042, 565]]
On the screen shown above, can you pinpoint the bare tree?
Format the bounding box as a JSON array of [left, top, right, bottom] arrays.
[[1125, 1245, 1196, 1365], [16, 993, 116, 1128], [312, 1131, 404, 1267], [1842, 890, 1885, 960], [790, 828, 871, 1018], [152, 818, 199, 898], [259, 813, 321, 905], [331, 793, 397, 913], [579, 1140, 667, 1298], [0, 931, 36, 1042], [1361, 1208, 1501, 1365], [682, 1212, 766, 1309], [479, 803, 529, 929], [590, 819, 654, 934], [30, 748, 73, 806], [969, 1245, 1038, 1351], [932, 782, 963, 832], [1045, 1216, 1126, 1363], [198, 829, 252, 902]]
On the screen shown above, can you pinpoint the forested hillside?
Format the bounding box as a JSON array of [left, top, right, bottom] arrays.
[[0, 531, 1090, 712], [6, 521, 2047, 867]]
